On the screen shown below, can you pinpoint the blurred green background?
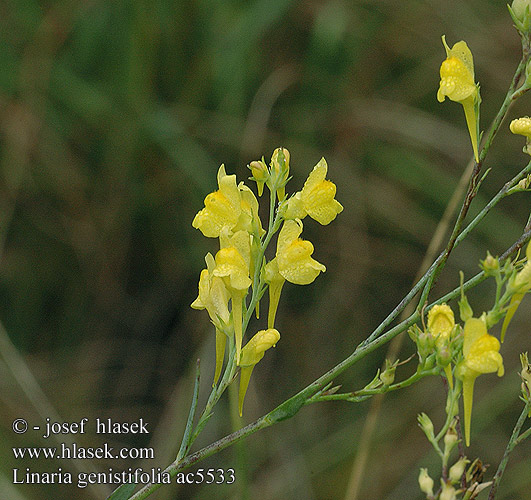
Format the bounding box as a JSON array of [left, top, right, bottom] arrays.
[[1, 0, 530, 499]]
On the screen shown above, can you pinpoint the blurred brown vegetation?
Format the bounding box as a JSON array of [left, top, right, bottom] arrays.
[[0, 1, 529, 499]]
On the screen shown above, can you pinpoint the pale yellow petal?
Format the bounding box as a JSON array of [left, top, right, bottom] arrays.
[[448, 40, 475, 79], [427, 304, 455, 338], [284, 193, 307, 220], [462, 318, 487, 357], [301, 158, 328, 199], [192, 165, 242, 237], [303, 180, 343, 225]]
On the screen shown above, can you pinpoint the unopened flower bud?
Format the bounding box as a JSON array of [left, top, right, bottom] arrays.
[[511, 0, 531, 23], [248, 160, 269, 196], [517, 175, 531, 190], [458, 294, 474, 322], [418, 413, 435, 440], [379, 359, 397, 386], [449, 457, 469, 484], [440, 480, 457, 500], [270, 147, 290, 200], [408, 324, 422, 342], [480, 252, 499, 275], [443, 425, 458, 455], [271, 147, 290, 170], [416, 330, 434, 364], [437, 345, 452, 367], [418, 468, 434, 497], [510, 117, 531, 155]]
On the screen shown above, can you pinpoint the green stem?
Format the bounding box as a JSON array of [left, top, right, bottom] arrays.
[[190, 344, 237, 445], [243, 186, 281, 332], [433, 380, 462, 445], [487, 399, 531, 500], [309, 367, 440, 402], [514, 425, 531, 445], [176, 360, 201, 462], [125, 229, 530, 500]]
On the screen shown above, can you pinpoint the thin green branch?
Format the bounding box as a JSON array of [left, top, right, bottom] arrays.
[[176, 360, 201, 462], [514, 424, 531, 445], [308, 367, 440, 403], [488, 399, 531, 500]]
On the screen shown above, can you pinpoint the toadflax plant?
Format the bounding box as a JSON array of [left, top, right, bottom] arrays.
[[107, 4, 531, 500]]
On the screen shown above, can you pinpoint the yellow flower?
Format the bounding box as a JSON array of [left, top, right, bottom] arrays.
[[456, 318, 504, 446], [192, 165, 264, 239], [427, 303, 455, 387], [276, 219, 326, 285], [427, 304, 455, 340], [192, 165, 242, 237], [214, 230, 252, 365], [285, 158, 343, 225], [501, 241, 531, 341], [510, 117, 531, 136], [510, 117, 531, 155], [263, 220, 326, 328], [191, 253, 231, 385], [238, 329, 280, 416], [437, 36, 480, 162]]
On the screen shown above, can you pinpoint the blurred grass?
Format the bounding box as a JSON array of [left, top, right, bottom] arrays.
[[0, 1, 530, 499]]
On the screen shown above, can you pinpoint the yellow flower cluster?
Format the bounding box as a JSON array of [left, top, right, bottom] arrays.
[[416, 301, 507, 447], [191, 148, 342, 414], [192, 166, 261, 368]]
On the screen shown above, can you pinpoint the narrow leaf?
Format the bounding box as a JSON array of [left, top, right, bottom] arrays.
[[105, 483, 136, 500]]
